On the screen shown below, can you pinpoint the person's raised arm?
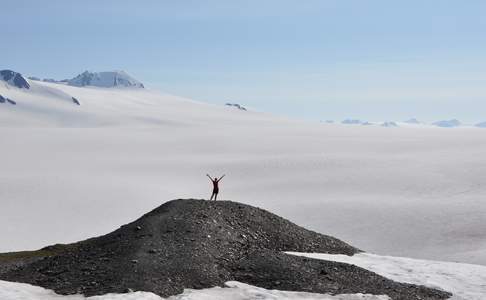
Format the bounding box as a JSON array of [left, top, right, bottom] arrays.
[[206, 174, 213, 181], [217, 174, 226, 182]]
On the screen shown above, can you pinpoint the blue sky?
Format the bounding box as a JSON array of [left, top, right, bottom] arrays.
[[2, 0, 486, 122]]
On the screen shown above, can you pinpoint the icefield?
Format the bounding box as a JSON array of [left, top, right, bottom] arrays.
[[1, 79, 486, 266]]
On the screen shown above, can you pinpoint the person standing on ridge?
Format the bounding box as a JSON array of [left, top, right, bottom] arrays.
[[207, 174, 225, 200]]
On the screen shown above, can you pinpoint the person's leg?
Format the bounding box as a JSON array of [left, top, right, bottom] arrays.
[[214, 193, 218, 201], [210, 192, 214, 200]]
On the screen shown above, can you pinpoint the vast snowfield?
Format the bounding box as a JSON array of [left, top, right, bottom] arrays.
[[1, 79, 486, 268]]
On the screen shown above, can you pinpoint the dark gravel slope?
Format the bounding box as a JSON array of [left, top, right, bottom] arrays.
[[0, 199, 451, 299]]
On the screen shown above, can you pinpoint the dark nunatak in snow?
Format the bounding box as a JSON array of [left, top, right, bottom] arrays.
[[0, 199, 450, 300], [225, 103, 247, 111], [0, 95, 17, 105], [72, 97, 80, 105], [68, 71, 144, 88], [0, 70, 30, 89]]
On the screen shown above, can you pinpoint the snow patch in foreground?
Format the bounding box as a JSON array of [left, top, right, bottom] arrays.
[[287, 252, 486, 300], [0, 280, 388, 300]]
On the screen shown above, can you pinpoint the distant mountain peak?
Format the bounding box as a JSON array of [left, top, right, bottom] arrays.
[[381, 121, 398, 127], [475, 121, 486, 128], [0, 70, 30, 89], [433, 119, 461, 128], [342, 119, 364, 125], [68, 70, 144, 88], [404, 118, 420, 124]]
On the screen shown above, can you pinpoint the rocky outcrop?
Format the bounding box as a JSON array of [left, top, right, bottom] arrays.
[[0, 70, 30, 89], [0, 95, 17, 105], [0, 199, 450, 300], [225, 103, 247, 111]]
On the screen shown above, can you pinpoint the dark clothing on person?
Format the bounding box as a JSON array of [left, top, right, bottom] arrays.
[[207, 174, 225, 201], [211, 179, 219, 200]]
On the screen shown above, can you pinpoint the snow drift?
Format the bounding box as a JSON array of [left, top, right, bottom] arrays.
[[0, 280, 391, 300], [288, 252, 486, 300]]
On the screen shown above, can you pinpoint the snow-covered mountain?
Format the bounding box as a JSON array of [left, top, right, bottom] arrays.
[[0, 70, 84, 119], [404, 118, 421, 124], [67, 70, 144, 88], [432, 119, 461, 128], [342, 119, 364, 125], [381, 121, 398, 127], [0, 70, 30, 89], [0, 69, 268, 127], [476, 121, 486, 128]]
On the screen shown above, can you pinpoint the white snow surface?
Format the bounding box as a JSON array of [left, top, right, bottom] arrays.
[[288, 252, 486, 300], [1, 80, 486, 267], [0, 280, 388, 300]]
